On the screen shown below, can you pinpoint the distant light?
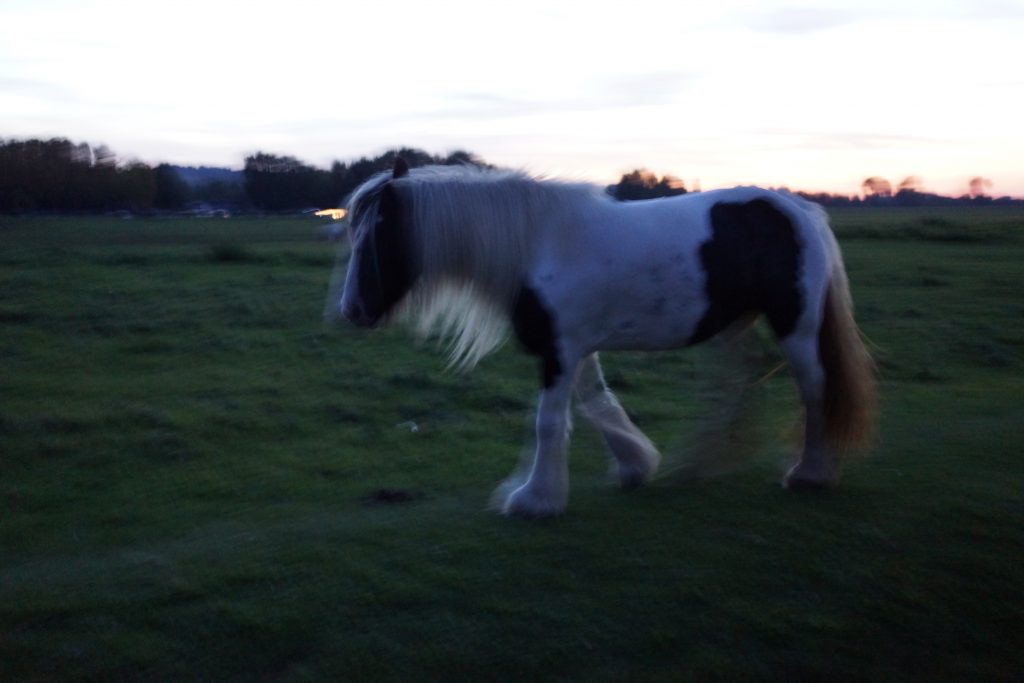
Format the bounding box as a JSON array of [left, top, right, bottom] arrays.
[[314, 208, 347, 220]]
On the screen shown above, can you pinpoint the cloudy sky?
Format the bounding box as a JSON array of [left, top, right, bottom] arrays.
[[2, 0, 1022, 196]]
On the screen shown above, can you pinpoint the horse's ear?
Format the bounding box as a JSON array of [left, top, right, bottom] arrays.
[[393, 157, 409, 179]]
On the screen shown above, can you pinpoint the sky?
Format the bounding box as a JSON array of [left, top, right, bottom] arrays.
[[2, 0, 1023, 197]]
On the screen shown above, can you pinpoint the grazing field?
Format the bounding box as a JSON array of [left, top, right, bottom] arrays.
[[1, 208, 1022, 681]]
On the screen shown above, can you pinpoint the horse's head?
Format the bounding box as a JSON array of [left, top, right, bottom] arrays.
[[339, 157, 418, 327]]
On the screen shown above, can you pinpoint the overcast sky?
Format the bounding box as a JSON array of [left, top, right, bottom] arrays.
[[2, 0, 1022, 196]]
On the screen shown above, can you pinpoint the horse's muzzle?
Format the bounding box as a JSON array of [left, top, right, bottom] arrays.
[[341, 301, 380, 328]]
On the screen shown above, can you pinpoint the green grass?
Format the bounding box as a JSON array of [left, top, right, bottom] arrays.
[[1, 209, 1022, 681]]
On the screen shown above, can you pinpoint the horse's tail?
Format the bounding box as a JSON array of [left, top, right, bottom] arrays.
[[818, 241, 877, 453]]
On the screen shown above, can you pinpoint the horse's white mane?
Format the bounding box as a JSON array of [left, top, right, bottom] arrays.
[[348, 165, 604, 369]]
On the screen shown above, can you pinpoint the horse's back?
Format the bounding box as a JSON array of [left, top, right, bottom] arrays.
[[541, 186, 833, 352]]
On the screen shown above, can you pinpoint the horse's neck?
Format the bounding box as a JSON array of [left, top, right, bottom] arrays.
[[415, 181, 560, 304]]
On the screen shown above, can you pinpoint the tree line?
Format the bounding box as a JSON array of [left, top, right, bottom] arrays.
[[1, 138, 158, 213], [1, 136, 1017, 214], [0, 138, 254, 213], [0, 138, 489, 214], [242, 148, 487, 211], [0, 137, 684, 213]]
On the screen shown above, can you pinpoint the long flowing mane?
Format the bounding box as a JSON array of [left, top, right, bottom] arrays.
[[348, 166, 604, 368]]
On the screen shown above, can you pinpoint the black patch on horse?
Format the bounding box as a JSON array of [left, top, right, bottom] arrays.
[[356, 184, 418, 320], [690, 198, 802, 344], [512, 286, 562, 388]]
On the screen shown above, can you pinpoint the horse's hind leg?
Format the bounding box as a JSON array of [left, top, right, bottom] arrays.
[[575, 353, 661, 488], [778, 331, 837, 488]]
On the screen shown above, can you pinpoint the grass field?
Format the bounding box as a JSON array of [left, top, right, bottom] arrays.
[[1, 208, 1022, 681]]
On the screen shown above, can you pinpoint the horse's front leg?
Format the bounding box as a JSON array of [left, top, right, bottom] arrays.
[[501, 367, 577, 518]]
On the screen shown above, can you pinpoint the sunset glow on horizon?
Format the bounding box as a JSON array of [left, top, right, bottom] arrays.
[[2, 0, 1022, 197]]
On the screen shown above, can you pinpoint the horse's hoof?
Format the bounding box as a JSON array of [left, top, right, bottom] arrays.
[[783, 466, 838, 490], [501, 484, 567, 518], [616, 451, 661, 489], [617, 464, 650, 489]]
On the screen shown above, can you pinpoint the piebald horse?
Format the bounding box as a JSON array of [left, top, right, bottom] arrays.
[[337, 158, 875, 517]]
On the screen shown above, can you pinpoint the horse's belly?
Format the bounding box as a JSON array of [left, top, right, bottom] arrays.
[[541, 226, 711, 352], [595, 303, 707, 350], [578, 275, 708, 351]]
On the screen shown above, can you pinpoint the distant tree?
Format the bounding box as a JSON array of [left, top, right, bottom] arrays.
[[968, 177, 992, 199], [893, 176, 925, 206], [443, 150, 489, 167], [93, 144, 116, 167], [115, 161, 156, 212], [861, 177, 892, 199], [612, 169, 687, 201], [244, 152, 334, 211], [154, 163, 190, 210], [383, 147, 437, 169], [192, 179, 247, 208], [323, 147, 491, 206], [898, 176, 922, 193], [326, 153, 401, 205], [69, 142, 92, 165]]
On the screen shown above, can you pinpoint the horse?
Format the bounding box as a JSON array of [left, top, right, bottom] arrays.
[[335, 158, 876, 517]]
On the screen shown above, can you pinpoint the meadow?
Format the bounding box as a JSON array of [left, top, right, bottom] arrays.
[[1, 207, 1022, 681]]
